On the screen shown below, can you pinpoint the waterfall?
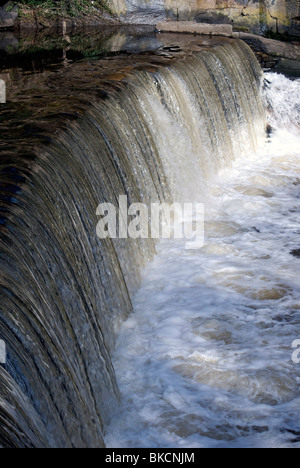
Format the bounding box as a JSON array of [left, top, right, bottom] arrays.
[[0, 40, 266, 448], [105, 72, 300, 448]]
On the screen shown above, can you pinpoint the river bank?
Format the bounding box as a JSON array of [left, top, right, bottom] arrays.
[[0, 1, 119, 33]]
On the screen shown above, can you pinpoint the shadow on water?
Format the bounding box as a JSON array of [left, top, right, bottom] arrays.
[[0, 25, 162, 67]]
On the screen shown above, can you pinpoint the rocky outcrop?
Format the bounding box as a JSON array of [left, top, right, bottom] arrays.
[[237, 31, 300, 78], [0, 2, 18, 29], [111, 0, 300, 36], [237, 32, 300, 60]]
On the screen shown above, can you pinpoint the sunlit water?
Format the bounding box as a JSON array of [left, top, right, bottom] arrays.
[[105, 73, 300, 448]]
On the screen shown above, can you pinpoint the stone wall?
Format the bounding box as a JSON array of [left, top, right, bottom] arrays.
[[1, 1, 299, 35], [110, 0, 300, 36]]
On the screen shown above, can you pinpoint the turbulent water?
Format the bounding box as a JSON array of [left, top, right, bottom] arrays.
[[105, 73, 300, 448], [0, 39, 289, 448]]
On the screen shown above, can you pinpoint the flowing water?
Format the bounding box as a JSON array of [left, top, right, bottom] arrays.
[[104, 76, 300, 447], [0, 37, 299, 448]]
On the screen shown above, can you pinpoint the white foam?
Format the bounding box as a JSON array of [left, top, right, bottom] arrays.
[[105, 74, 300, 448]]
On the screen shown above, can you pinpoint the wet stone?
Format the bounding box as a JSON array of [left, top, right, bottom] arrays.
[[290, 249, 300, 258]]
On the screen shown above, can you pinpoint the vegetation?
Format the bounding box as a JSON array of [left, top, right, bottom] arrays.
[[17, 0, 113, 18], [264, 29, 299, 43]]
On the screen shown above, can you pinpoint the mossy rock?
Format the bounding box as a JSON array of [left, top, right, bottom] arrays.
[[0, 2, 18, 28]]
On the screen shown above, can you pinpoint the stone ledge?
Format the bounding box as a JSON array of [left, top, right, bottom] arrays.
[[237, 32, 300, 61], [156, 21, 233, 37]]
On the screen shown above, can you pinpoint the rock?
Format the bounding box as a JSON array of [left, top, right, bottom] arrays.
[[111, 1, 300, 37], [156, 21, 233, 37], [273, 58, 300, 78], [0, 2, 18, 30], [290, 249, 300, 258], [195, 11, 231, 25], [238, 32, 300, 60]]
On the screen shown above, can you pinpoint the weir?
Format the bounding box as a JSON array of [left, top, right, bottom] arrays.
[[0, 40, 266, 448]]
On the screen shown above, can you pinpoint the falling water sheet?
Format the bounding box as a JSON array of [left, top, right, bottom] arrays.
[[105, 74, 300, 449]]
